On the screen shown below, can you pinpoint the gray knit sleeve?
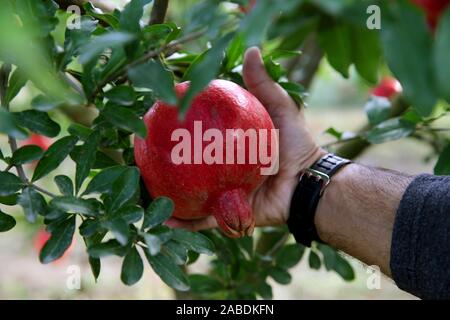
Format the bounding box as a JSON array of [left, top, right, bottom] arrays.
[[391, 174, 450, 299]]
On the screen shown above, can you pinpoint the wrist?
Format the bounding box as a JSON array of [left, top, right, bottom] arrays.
[[314, 163, 357, 244]]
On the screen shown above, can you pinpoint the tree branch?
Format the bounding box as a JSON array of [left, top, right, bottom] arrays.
[[287, 34, 324, 90], [149, 0, 169, 25]]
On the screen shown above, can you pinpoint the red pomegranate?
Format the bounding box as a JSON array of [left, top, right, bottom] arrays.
[[371, 77, 402, 99], [22, 134, 52, 151], [134, 80, 276, 237], [411, 0, 450, 30]]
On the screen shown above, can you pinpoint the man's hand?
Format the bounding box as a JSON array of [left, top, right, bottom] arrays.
[[166, 47, 325, 231]]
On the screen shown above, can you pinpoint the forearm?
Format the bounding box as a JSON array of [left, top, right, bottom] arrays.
[[314, 163, 413, 276]]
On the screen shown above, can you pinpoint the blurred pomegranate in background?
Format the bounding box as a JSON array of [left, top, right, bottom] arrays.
[[411, 0, 450, 31], [371, 77, 403, 99], [22, 134, 52, 151]]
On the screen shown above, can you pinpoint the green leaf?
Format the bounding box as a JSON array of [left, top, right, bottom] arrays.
[[89, 256, 101, 281], [11, 145, 43, 165], [225, 34, 244, 71], [88, 239, 129, 258], [54, 175, 73, 196], [0, 172, 23, 196], [39, 216, 76, 264], [14, 110, 60, 138], [103, 217, 130, 246], [317, 244, 337, 271], [31, 95, 63, 112], [0, 108, 28, 139], [334, 254, 355, 281], [50, 196, 97, 216], [128, 60, 177, 105], [105, 86, 136, 106], [75, 131, 100, 193], [366, 118, 415, 144], [32, 136, 78, 182], [163, 240, 188, 265], [351, 28, 381, 84], [433, 8, 450, 102], [113, 205, 144, 224], [171, 229, 214, 255], [240, 0, 281, 47], [180, 33, 234, 114], [275, 243, 305, 269], [143, 196, 174, 229], [83, 166, 128, 195], [324, 127, 343, 139], [143, 232, 162, 256], [189, 274, 223, 294], [0, 211, 16, 232], [319, 24, 352, 78], [279, 81, 305, 106], [5, 68, 27, 104], [145, 251, 190, 291], [308, 250, 321, 270], [434, 143, 450, 175], [142, 24, 175, 45], [365, 96, 392, 126], [18, 187, 46, 223], [256, 281, 273, 300], [109, 166, 140, 211], [67, 123, 93, 141], [79, 32, 136, 65], [381, 3, 437, 116], [83, 2, 120, 29], [121, 246, 144, 285], [102, 104, 147, 138], [119, 0, 151, 33], [79, 219, 101, 238], [0, 194, 18, 206], [269, 267, 292, 285], [263, 56, 282, 81]]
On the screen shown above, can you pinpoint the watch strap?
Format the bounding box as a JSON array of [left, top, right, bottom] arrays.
[[287, 153, 352, 247]]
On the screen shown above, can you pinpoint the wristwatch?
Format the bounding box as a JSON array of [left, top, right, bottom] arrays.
[[287, 153, 352, 247]]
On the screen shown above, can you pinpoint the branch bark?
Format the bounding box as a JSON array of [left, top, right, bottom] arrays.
[[149, 0, 169, 25]]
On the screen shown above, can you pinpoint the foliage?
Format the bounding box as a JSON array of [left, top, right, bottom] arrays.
[[0, 0, 450, 299]]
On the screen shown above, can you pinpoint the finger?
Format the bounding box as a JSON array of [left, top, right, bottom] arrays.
[[165, 216, 218, 232], [243, 47, 297, 112]]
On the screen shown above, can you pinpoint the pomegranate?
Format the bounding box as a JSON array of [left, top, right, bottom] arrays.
[[134, 80, 276, 237], [411, 0, 450, 31], [22, 134, 52, 151], [371, 77, 402, 99]]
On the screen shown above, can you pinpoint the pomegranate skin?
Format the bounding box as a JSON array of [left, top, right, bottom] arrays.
[[134, 80, 276, 237]]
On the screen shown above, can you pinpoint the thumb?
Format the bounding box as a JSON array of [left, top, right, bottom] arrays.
[[243, 47, 297, 112]]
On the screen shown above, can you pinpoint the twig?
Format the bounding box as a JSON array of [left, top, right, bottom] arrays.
[[149, 0, 169, 25], [32, 184, 57, 198]]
